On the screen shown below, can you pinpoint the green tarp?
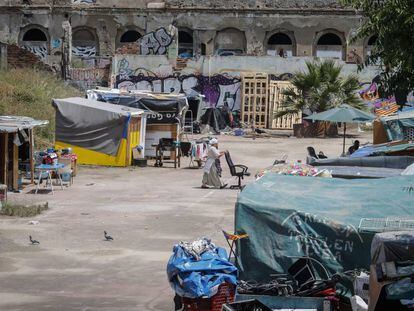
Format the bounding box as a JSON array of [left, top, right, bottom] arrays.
[[235, 174, 414, 282]]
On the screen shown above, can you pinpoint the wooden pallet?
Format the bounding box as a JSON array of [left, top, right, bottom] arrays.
[[241, 73, 269, 129], [268, 80, 302, 130]]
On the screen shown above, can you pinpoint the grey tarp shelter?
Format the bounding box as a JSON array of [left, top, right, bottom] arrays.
[[53, 97, 144, 157], [235, 173, 414, 282]]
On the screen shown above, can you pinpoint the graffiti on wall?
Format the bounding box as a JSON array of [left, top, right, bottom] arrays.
[[139, 28, 173, 56], [22, 45, 48, 60], [70, 68, 108, 90], [51, 39, 62, 49], [115, 59, 241, 110], [72, 0, 96, 3], [72, 46, 96, 58]]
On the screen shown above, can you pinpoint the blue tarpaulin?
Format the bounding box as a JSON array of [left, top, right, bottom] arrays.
[[167, 244, 238, 299]]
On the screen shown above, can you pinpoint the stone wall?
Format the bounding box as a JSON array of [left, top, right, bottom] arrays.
[[0, 0, 366, 62], [165, 0, 344, 9], [5, 44, 54, 72]]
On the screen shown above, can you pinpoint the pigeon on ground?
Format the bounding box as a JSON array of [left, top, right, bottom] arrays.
[[29, 236, 40, 245], [104, 231, 113, 241]]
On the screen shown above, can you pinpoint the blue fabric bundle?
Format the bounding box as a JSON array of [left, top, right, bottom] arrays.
[[167, 244, 238, 299]]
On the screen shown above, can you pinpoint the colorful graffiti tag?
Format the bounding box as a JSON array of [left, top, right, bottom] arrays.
[[138, 28, 173, 56], [72, 46, 96, 58], [117, 73, 241, 110], [115, 59, 242, 110], [115, 58, 297, 111]]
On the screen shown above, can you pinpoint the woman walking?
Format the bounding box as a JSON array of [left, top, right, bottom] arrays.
[[201, 138, 227, 189]]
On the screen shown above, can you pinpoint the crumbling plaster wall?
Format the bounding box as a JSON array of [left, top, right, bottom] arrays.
[[113, 54, 378, 83], [0, 1, 365, 61], [165, 0, 344, 9]]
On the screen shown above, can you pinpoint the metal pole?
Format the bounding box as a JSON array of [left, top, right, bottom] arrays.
[[343, 123, 347, 155]]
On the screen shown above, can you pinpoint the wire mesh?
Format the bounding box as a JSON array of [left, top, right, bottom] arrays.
[[358, 218, 414, 233]]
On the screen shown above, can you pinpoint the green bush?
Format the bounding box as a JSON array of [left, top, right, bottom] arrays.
[[0, 68, 82, 149], [1, 202, 48, 217]]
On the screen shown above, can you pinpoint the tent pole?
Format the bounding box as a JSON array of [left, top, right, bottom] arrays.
[[343, 123, 347, 155]]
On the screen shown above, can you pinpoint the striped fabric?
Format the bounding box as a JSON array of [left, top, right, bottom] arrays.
[[375, 102, 399, 116], [222, 230, 249, 241]]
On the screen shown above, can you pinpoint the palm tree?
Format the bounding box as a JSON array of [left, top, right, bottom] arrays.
[[277, 60, 365, 118]]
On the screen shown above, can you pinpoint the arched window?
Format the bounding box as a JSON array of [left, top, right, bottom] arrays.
[[72, 28, 98, 58], [368, 35, 377, 46], [315, 31, 345, 60], [22, 29, 47, 42], [120, 30, 142, 43], [178, 30, 194, 58], [201, 43, 206, 56], [365, 35, 378, 57], [266, 32, 295, 57], [20, 26, 49, 60], [215, 28, 246, 56], [317, 33, 342, 45], [116, 29, 142, 49]]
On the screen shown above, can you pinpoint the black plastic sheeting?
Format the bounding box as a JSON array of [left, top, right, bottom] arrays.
[[97, 94, 188, 124], [200, 107, 231, 133], [371, 231, 414, 265]]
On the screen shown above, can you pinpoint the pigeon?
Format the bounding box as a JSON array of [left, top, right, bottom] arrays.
[[104, 231, 113, 241], [29, 236, 40, 245]]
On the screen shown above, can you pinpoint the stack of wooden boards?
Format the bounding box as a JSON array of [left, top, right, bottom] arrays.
[[241, 73, 301, 130]]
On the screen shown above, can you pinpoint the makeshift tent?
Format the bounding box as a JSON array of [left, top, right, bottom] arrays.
[[351, 141, 414, 158], [88, 89, 189, 125], [87, 90, 190, 158], [53, 97, 145, 167], [375, 110, 414, 143], [235, 173, 414, 282], [200, 107, 232, 133], [0, 116, 48, 191]]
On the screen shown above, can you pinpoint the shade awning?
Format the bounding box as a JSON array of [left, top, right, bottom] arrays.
[[304, 104, 376, 123], [0, 116, 49, 133]]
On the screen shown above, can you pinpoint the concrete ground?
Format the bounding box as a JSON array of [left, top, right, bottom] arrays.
[[0, 131, 371, 311]]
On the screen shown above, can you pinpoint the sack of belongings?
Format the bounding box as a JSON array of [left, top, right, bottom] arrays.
[[167, 237, 238, 299]]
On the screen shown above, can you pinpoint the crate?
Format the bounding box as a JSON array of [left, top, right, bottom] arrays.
[[182, 283, 236, 311], [241, 73, 269, 129]]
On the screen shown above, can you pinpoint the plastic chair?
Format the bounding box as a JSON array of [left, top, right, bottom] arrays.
[[57, 158, 73, 186]]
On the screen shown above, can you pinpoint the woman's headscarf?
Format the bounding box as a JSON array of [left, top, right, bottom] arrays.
[[209, 138, 218, 145]]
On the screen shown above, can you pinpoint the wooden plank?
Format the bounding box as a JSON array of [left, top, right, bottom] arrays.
[[29, 129, 34, 184], [269, 81, 301, 130], [241, 73, 269, 128], [0, 133, 7, 185], [12, 141, 18, 191]]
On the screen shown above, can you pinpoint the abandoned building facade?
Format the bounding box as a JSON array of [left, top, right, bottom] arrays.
[[0, 0, 374, 66]]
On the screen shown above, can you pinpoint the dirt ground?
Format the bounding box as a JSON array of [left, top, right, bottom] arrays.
[[0, 130, 371, 311]]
